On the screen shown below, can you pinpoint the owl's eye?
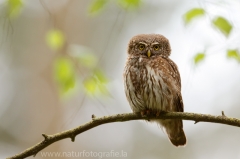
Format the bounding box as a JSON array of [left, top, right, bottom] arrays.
[[138, 44, 145, 50], [153, 45, 160, 50]]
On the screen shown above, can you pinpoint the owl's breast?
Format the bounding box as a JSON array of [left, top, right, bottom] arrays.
[[124, 58, 173, 112]]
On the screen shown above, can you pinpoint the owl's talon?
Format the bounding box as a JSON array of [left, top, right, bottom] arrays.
[[156, 111, 160, 117], [146, 109, 151, 115], [140, 109, 152, 116], [141, 111, 146, 116]]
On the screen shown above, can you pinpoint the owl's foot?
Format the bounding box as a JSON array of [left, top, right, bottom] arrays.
[[140, 109, 152, 116], [156, 111, 161, 117], [151, 110, 165, 117], [140, 109, 165, 116]]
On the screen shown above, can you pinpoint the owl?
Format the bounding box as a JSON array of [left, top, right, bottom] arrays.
[[123, 34, 186, 146]]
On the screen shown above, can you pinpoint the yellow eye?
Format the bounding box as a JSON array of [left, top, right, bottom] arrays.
[[153, 45, 160, 50], [138, 44, 145, 50]]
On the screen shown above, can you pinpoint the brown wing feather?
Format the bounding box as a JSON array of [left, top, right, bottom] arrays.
[[165, 58, 184, 112]]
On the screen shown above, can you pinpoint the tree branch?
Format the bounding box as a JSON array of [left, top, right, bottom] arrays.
[[8, 111, 240, 159]]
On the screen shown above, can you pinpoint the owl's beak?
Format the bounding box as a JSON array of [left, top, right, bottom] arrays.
[[147, 50, 151, 57]]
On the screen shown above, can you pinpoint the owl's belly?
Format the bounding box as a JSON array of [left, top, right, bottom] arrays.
[[124, 64, 173, 112]]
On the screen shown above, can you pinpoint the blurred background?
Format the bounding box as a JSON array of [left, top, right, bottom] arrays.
[[1, 0, 240, 158]]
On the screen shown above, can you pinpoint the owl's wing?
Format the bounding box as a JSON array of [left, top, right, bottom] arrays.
[[166, 58, 184, 112], [166, 58, 181, 88], [174, 92, 184, 112]]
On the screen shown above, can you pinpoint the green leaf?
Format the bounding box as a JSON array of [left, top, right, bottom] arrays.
[[83, 77, 98, 94], [94, 70, 109, 95], [88, 0, 108, 15], [94, 69, 108, 83], [54, 57, 75, 93], [7, 0, 23, 18], [83, 70, 109, 95], [117, 0, 141, 9], [46, 29, 65, 51], [227, 49, 240, 62], [183, 8, 205, 24], [194, 53, 205, 64], [212, 16, 232, 36]]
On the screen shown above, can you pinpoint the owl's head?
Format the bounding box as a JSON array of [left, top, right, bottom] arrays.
[[127, 34, 171, 58]]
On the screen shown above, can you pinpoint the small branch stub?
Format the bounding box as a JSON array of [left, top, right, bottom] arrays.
[[194, 121, 199, 124], [71, 135, 75, 142], [33, 153, 37, 157], [42, 134, 49, 140], [222, 111, 226, 117]]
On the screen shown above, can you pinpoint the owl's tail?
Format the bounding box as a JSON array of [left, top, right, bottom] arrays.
[[158, 119, 186, 146]]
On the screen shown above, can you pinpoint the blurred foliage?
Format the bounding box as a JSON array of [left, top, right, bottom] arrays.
[[227, 50, 240, 63], [54, 57, 76, 94], [88, 0, 141, 16], [117, 0, 141, 9], [183, 8, 205, 24], [84, 77, 97, 94], [45, 30, 109, 97], [212, 16, 232, 37], [45, 0, 142, 97], [84, 69, 108, 95], [88, 0, 108, 15], [183, 7, 235, 65], [194, 53, 205, 65], [77, 51, 97, 69], [68, 45, 97, 69], [68, 44, 109, 96], [46, 29, 65, 51], [76, 52, 97, 69], [6, 0, 23, 18]]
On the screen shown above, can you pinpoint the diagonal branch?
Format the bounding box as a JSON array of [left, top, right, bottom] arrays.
[[7, 111, 240, 159]]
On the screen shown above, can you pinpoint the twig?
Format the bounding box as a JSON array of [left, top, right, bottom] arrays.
[[7, 112, 240, 159], [222, 111, 226, 117]]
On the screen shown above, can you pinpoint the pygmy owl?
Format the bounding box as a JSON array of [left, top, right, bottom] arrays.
[[123, 34, 186, 146]]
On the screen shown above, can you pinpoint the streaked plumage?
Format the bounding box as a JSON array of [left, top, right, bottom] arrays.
[[123, 34, 186, 146]]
